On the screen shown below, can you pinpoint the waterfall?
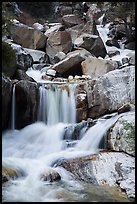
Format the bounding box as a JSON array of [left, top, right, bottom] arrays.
[[37, 83, 76, 125], [3, 20, 134, 203], [11, 84, 16, 130], [3, 122, 66, 159], [3, 114, 119, 163], [9, 81, 76, 129], [37, 84, 47, 123], [75, 113, 120, 153], [2, 112, 129, 202]]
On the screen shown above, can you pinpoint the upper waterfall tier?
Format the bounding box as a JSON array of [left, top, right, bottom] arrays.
[[37, 83, 76, 125]]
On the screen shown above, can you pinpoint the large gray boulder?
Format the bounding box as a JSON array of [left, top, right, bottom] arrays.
[[44, 23, 63, 38], [52, 48, 91, 77], [74, 66, 135, 121], [86, 66, 135, 118], [108, 111, 135, 156], [74, 34, 107, 58], [62, 14, 82, 28], [10, 22, 47, 50], [66, 24, 85, 43], [11, 43, 33, 71], [66, 17, 98, 42], [81, 56, 116, 78], [15, 80, 39, 129], [46, 29, 72, 63], [57, 151, 135, 201]]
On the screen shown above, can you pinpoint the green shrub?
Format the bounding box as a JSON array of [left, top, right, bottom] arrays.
[[2, 42, 17, 78], [2, 2, 14, 36]]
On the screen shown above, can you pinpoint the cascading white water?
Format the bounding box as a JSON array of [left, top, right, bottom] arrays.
[[75, 114, 120, 153], [11, 84, 16, 130], [37, 84, 47, 123], [26, 68, 47, 83], [37, 83, 76, 125], [3, 122, 66, 160], [2, 113, 124, 202]]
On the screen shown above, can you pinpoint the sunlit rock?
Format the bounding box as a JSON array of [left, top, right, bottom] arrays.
[[10, 22, 47, 50], [68, 75, 73, 81], [86, 66, 135, 118], [46, 69, 56, 77], [81, 56, 116, 78], [2, 165, 25, 183], [57, 151, 135, 200], [32, 22, 44, 31], [44, 24, 62, 38], [46, 29, 72, 63], [52, 48, 91, 77]]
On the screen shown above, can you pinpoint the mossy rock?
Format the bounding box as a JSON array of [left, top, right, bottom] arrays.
[[123, 122, 135, 156], [2, 41, 17, 78]]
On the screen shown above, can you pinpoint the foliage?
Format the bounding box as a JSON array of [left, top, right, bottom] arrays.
[[2, 42, 17, 77], [95, 2, 135, 24], [2, 2, 14, 36], [108, 2, 135, 24], [17, 2, 56, 23]]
